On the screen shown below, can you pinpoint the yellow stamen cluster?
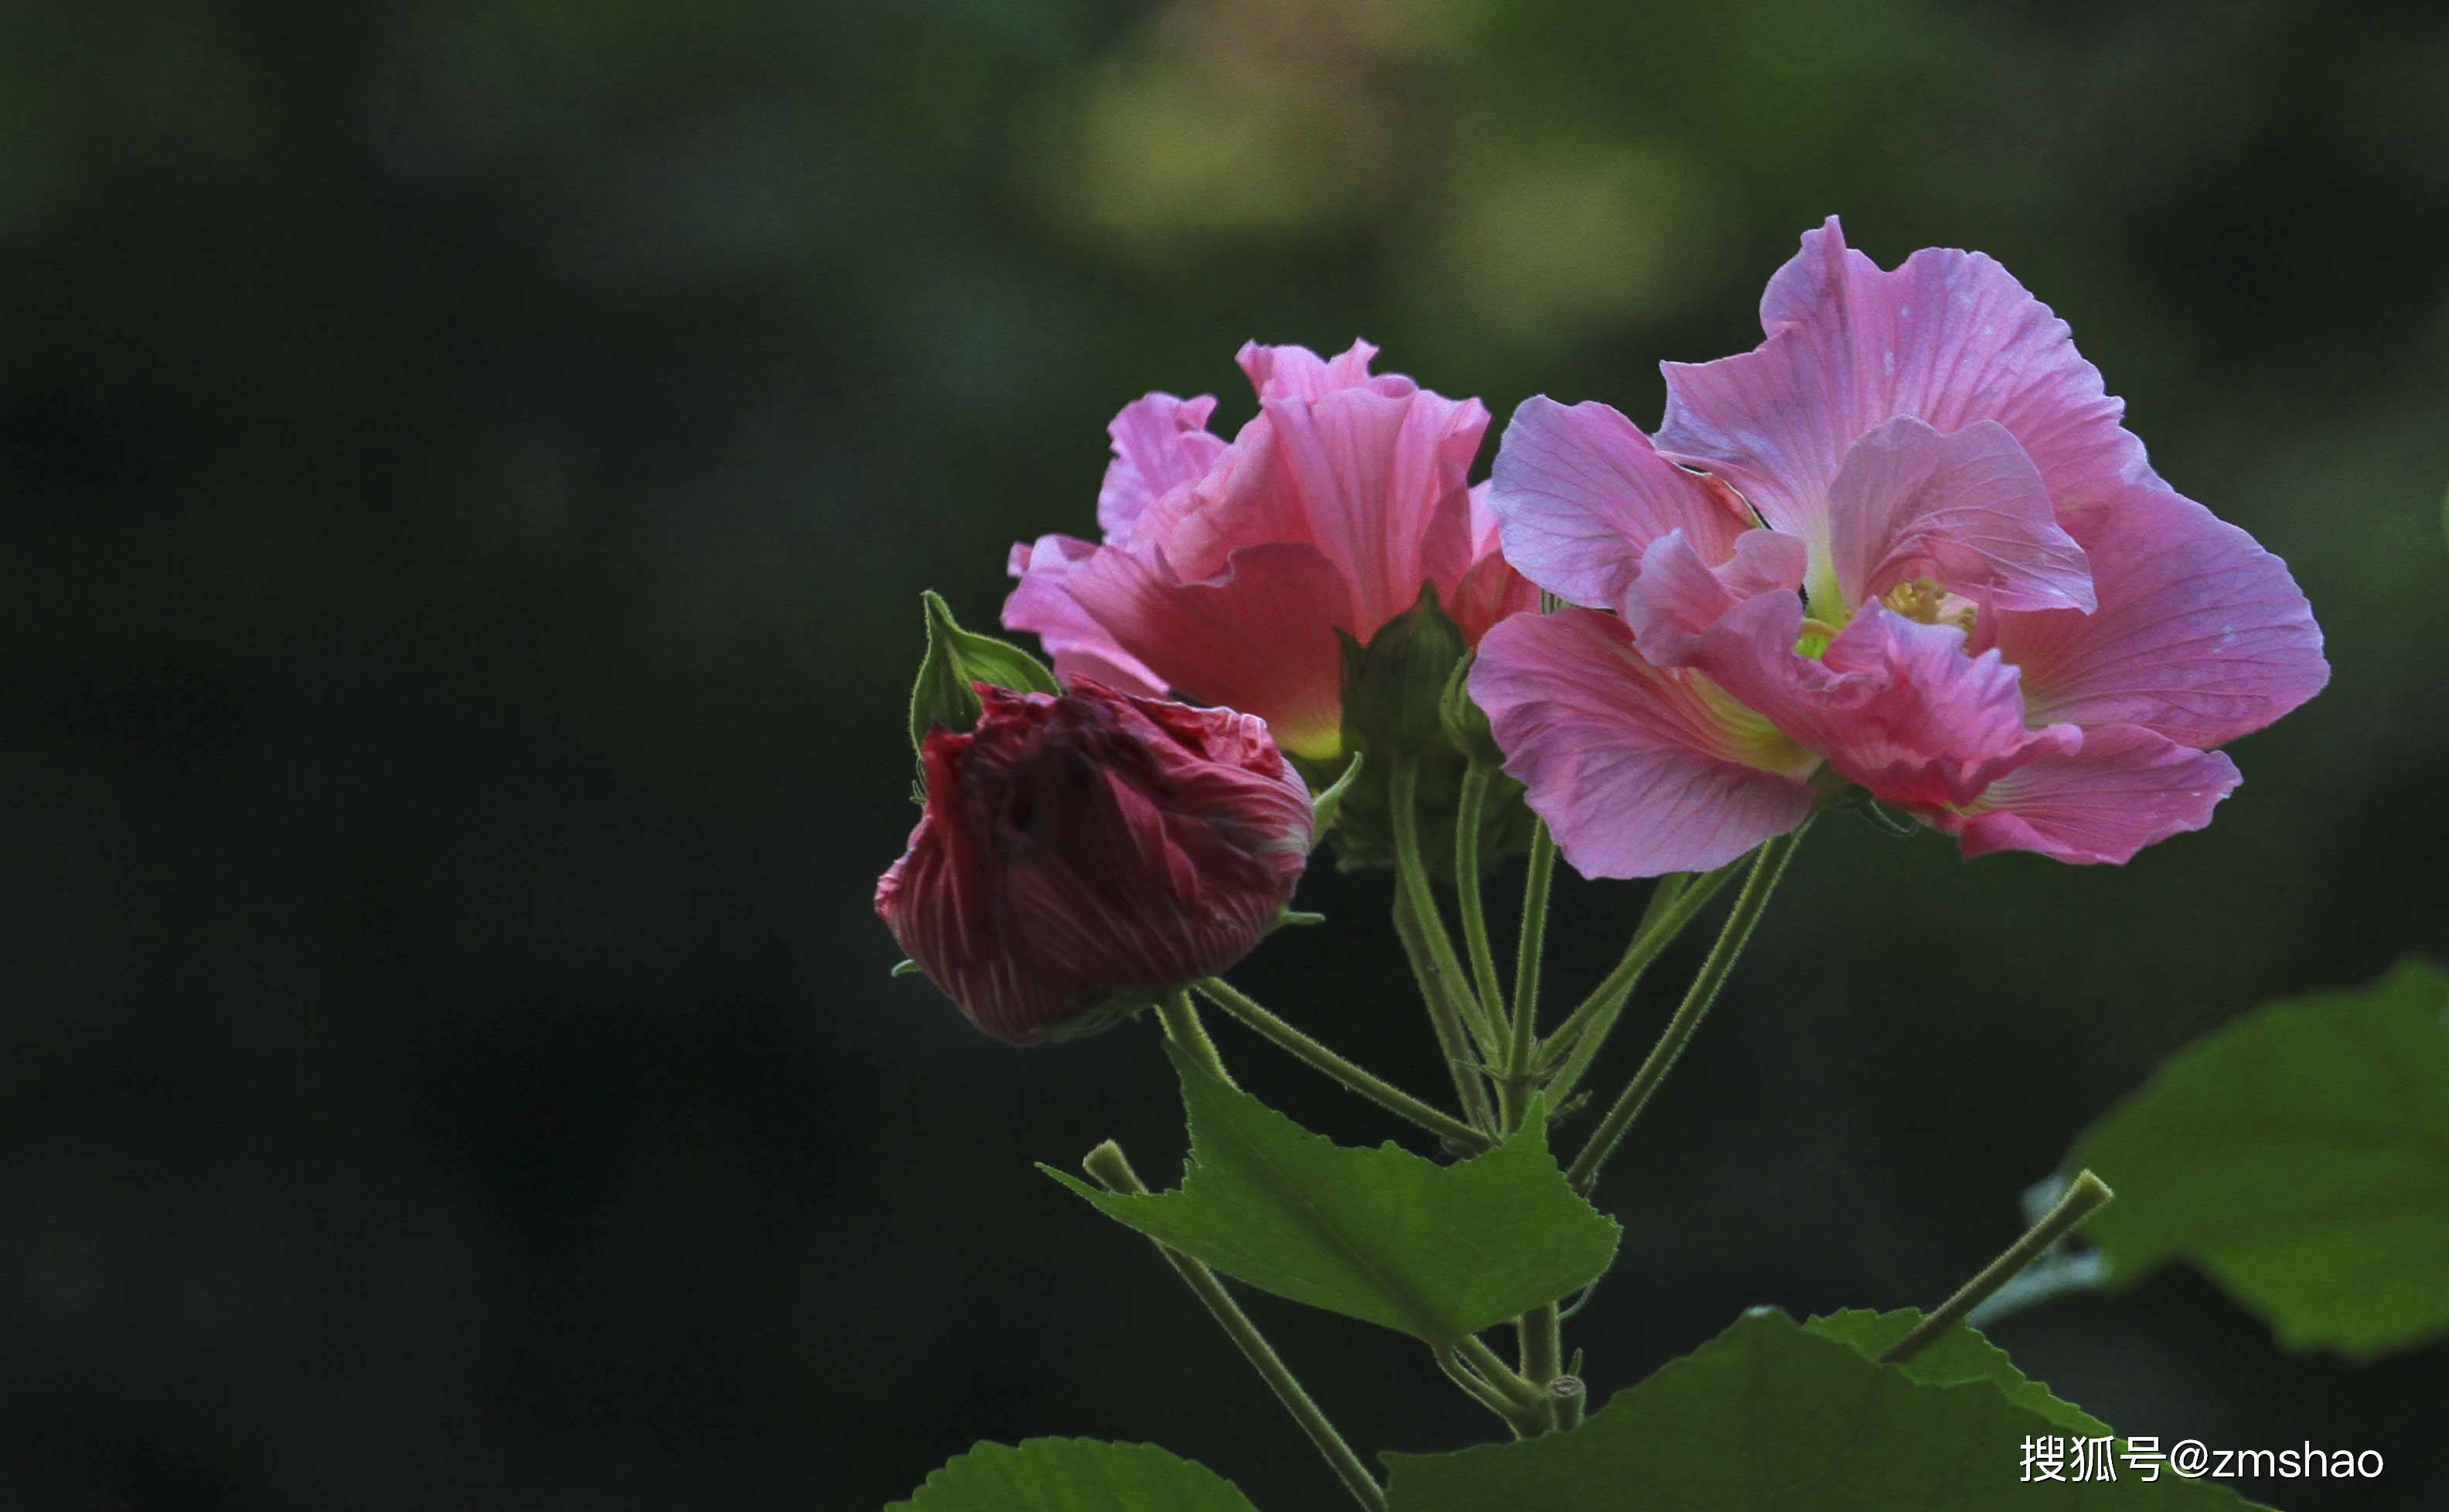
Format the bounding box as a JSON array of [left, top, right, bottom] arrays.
[[1882, 576, 1975, 632]]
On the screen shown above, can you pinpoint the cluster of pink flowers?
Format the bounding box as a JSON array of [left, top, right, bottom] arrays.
[[880, 219, 2328, 1041]]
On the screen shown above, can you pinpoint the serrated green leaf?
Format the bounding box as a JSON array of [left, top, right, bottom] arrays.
[[1383, 1310, 2261, 1510], [2067, 959, 2449, 1357], [1804, 1308, 2107, 1435], [887, 1438, 1259, 1512], [1047, 1041, 1618, 1344], [910, 590, 1061, 751]]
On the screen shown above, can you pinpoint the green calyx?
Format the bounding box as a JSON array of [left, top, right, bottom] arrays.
[[1306, 588, 1530, 874], [1438, 649, 1503, 768], [908, 590, 1060, 753], [1337, 584, 1470, 758]]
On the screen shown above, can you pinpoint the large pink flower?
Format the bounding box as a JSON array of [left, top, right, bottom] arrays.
[[1006, 342, 1537, 761], [1473, 219, 2328, 876]]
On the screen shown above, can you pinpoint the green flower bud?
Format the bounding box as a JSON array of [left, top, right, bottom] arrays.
[[1337, 584, 1470, 761], [1439, 649, 1504, 768]]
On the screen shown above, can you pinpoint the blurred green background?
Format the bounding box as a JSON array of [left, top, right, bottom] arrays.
[[5, 0, 2446, 1507]]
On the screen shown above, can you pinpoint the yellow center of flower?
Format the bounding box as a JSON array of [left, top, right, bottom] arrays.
[[1881, 575, 1976, 632]]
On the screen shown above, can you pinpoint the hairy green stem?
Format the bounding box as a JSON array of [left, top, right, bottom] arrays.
[[1155, 989, 1235, 1088], [1436, 1349, 1537, 1436], [1453, 763, 1507, 1037], [1496, 819, 1558, 1132], [1539, 867, 1739, 1113], [1390, 759, 1503, 1061], [1194, 979, 1490, 1152], [1445, 1333, 1553, 1436], [1517, 1300, 1562, 1393], [1565, 826, 1807, 1195], [1393, 888, 1499, 1135], [1878, 1170, 2116, 1365], [1085, 1142, 1387, 1511]]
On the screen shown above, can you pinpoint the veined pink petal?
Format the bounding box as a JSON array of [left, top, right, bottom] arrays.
[[1827, 417, 2093, 614], [1255, 383, 1490, 633], [1938, 724, 2241, 863], [1695, 598, 2079, 811], [1061, 540, 1356, 759], [1487, 397, 1755, 611], [1003, 535, 1167, 696], [1447, 544, 1542, 646], [1995, 482, 2328, 749], [1471, 608, 1819, 878], [1100, 393, 1229, 545], [1621, 528, 1809, 668], [1658, 216, 2158, 539], [1238, 339, 1407, 401]]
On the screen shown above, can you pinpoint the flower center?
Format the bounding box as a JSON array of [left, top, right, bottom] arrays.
[[1881, 575, 1976, 632]]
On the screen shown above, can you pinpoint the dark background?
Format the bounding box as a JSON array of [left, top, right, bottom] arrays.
[[7, 1, 2447, 1507]]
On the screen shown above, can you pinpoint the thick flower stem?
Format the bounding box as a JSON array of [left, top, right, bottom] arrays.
[[1878, 1170, 2116, 1366], [1084, 1141, 1388, 1512], [1517, 1299, 1562, 1396], [1439, 1336, 1552, 1436], [1194, 979, 1492, 1153], [1393, 891, 1500, 1135], [1155, 990, 1235, 1088], [1452, 762, 1507, 1037], [1498, 820, 1563, 1402], [1565, 825, 1808, 1196], [1495, 819, 1558, 1132], [1389, 759, 1504, 1063]]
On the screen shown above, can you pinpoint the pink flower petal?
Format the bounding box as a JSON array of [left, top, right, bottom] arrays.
[[1620, 528, 1808, 669], [1939, 724, 2242, 863], [1470, 608, 1819, 878], [1237, 339, 1405, 401], [1486, 397, 1755, 611], [1099, 393, 1229, 546], [1254, 383, 1490, 633], [1003, 535, 1168, 696], [1695, 598, 2079, 811], [1447, 544, 1542, 646], [1994, 482, 2328, 749], [1060, 540, 1357, 759], [1827, 416, 2094, 614], [1658, 216, 2158, 540]]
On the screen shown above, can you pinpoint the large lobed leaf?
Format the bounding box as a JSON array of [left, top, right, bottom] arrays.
[[2067, 959, 2449, 1357], [1047, 1042, 1620, 1345], [887, 1438, 1257, 1512], [1384, 1309, 2262, 1510], [1804, 1308, 2107, 1435]]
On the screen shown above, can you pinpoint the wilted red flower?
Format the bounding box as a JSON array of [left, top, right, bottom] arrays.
[[877, 683, 1316, 1044]]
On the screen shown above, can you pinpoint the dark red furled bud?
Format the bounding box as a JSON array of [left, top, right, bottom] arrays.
[[877, 683, 1316, 1045]]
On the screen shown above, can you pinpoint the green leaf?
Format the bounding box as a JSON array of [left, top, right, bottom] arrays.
[[2066, 959, 2449, 1357], [1047, 1042, 1619, 1345], [909, 590, 1060, 751], [1383, 1310, 2260, 1510], [887, 1438, 1259, 1512], [1804, 1308, 2107, 1435]]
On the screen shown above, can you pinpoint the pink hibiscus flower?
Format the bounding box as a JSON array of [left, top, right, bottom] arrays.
[[1471, 218, 2328, 875], [1006, 342, 1537, 762]]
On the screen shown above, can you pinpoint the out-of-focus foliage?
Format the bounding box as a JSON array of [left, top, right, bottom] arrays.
[[4, 0, 2446, 1509], [2070, 961, 2449, 1358]]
